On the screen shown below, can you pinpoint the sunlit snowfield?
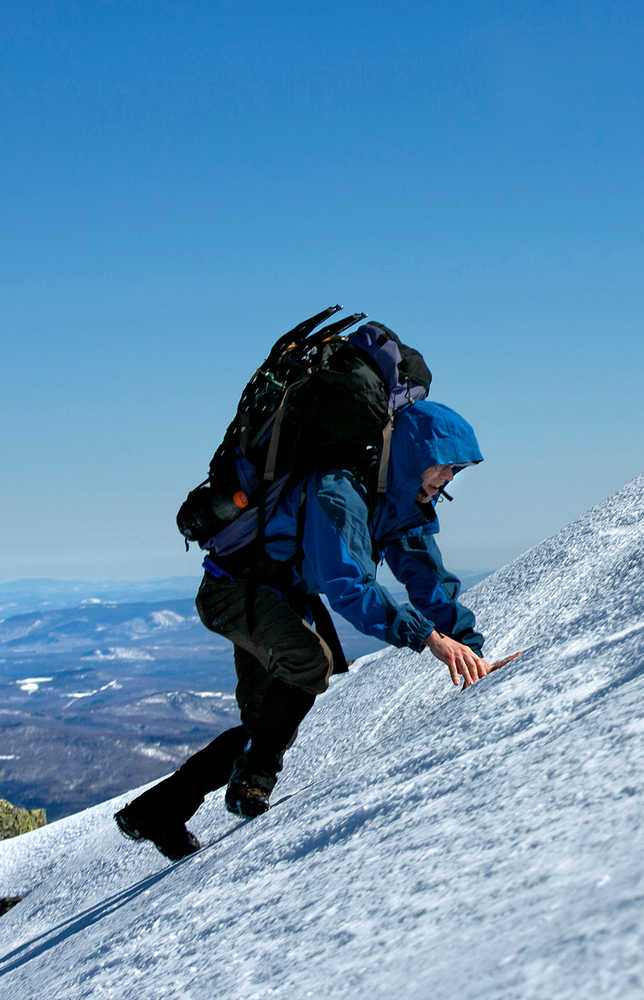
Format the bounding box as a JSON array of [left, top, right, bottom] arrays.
[[1, 475, 642, 999]]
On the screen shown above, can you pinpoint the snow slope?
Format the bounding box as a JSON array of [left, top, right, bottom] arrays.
[[1, 475, 642, 999]]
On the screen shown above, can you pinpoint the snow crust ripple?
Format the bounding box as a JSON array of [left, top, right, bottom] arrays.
[[0, 475, 642, 999]]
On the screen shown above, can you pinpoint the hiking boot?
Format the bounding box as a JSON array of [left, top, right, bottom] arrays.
[[224, 751, 277, 818], [114, 803, 200, 861], [224, 779, 271, 818]]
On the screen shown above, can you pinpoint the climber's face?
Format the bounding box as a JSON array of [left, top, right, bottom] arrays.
[[417, 464, 455, 503]]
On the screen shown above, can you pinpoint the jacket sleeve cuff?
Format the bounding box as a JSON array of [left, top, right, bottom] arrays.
[[388, 607, 435, 652]]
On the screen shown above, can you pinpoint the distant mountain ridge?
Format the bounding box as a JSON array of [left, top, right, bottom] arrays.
[[0, 570, 493, 618], [0, 596, 237, 820], [0, 577, 198, 618]]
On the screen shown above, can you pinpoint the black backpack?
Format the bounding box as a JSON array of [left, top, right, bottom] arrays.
[[177, 305, 431, 553]]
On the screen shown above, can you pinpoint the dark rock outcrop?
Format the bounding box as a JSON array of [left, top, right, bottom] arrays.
[[0, 896, 22, 916]]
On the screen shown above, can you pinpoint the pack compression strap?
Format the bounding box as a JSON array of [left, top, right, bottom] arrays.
[[263, 379, 305, 483]]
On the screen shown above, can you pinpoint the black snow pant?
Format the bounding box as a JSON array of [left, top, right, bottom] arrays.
[[127, 573, 334, 824]]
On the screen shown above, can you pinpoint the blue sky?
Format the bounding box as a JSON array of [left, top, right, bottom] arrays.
[[2, 0, 643, 580]]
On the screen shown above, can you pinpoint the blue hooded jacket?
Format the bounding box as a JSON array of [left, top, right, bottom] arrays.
[[205, 401, 485, 655]]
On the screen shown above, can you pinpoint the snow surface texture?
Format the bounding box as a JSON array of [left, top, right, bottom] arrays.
[[1, 475, 642, 999]]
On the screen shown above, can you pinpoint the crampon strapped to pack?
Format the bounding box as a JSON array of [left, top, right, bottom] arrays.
[[177, 304, 432, 556]]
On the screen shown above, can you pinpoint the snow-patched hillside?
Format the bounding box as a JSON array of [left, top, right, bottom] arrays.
[[1, 475, 643, 999]]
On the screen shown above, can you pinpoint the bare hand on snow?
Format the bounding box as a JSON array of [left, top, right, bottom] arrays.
[[425, 630, 521, 688]]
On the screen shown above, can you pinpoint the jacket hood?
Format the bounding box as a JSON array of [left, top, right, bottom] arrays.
[[374, 401, 483, 535]]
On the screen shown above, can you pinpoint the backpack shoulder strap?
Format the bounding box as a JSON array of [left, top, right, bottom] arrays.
[[376, 414, 394, 494]]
